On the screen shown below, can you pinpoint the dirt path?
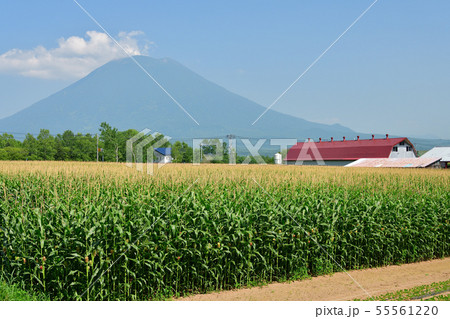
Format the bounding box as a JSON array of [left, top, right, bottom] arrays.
[[180, 258, 450, 301]]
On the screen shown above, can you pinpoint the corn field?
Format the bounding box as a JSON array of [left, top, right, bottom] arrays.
[[1, 162, 449, 300]]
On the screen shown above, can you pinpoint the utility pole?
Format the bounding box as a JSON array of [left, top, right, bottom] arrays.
[[96, 134, 99, 162]]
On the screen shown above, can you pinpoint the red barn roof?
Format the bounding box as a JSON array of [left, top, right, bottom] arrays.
[[286, 137, 415, 161]]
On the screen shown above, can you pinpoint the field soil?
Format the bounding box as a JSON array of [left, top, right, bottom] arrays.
[[180, 258, 450, 301]]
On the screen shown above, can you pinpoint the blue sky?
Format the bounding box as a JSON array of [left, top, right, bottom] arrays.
[[0, 0, 449, 139]]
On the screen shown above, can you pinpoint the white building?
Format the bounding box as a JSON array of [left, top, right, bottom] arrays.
[[274, 153, 282, 165], [154, 148, 172, 164], [421, 147, 450, 168], [388, 139, 416, 159]]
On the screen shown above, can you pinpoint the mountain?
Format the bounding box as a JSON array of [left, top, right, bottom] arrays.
[[0, 56, 355, 140]]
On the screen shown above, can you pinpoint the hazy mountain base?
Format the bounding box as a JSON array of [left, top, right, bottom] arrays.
[[0, 56, 447, 153], [0, 56, 354, 139]]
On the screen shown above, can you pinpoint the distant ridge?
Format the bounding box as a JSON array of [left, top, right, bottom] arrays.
[[1, 56, 448, 151], [0, 56, 355, 139]]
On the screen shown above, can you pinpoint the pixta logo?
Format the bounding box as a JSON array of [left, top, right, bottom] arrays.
[[192, 137, 325, 165], [126, 129, 172, 175], [127, 133, 325, 172]]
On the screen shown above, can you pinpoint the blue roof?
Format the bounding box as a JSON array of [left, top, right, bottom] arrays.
[[154, 148, 171, 156]]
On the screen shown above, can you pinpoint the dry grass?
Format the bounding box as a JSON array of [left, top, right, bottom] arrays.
[[1, 161, 448, 189]]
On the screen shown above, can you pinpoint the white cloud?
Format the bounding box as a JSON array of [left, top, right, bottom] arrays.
[[0, 31, 151, 80]]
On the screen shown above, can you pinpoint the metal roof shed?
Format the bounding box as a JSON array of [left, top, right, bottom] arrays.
[[421, 147, 450, 168], [154, 148, 171, 156], [346, 157, 441, 168]]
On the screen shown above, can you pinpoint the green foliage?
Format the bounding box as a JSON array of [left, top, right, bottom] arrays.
[[171, 141, 193, 163], [426, 294, 450, 301], [0, 147, 28, 160], [1, 130, 98, 161], [356, 279, 450, 301], [0, 133, 21, 148], [0, 278, 48, 301], [54, 131, 97, 161], [1, 124, 279, 164], [99, 122, 119, 162], [200, 139, 223, 163], [37, 129, 57, 160], [0, 166, 448, 300], [0, 124, 172, 163]]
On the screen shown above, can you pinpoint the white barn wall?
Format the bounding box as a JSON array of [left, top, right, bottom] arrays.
[[154, 153, 172, 163], [389, 142, 416, 159]]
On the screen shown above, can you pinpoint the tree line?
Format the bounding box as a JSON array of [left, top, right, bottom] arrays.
[[0, 123, 274, 164]]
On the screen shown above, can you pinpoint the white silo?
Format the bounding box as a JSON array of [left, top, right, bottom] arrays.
[[274, 153, 282, 165]]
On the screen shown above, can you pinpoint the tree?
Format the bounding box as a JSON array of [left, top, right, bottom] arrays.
[[71, 133, 97, 161], [0, 125, 199, 164], [172, 141, 193, 163], [117, 129, 139, 162], [200, 139, 223, 163], [23, 133, 40, 160], [0, 133, 21, 148], [59, 130, 75, 160], [54, 134, 71, 161], [36, 129, 56, 160], [99, 122, 119, 162], [0, 147, 27, 160]]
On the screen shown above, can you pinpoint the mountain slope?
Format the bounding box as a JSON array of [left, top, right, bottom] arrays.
[[0, 56, 355, 139]]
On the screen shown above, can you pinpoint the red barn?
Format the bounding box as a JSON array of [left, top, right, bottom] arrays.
[[285, 135, 417, 166]]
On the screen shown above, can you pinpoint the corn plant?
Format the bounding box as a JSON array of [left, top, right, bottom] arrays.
[[0, 162, 449, 300]]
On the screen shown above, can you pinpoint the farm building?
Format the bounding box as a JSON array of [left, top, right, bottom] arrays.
[[154, 147, 172, 163], [345, 157, 441, 168], [421, 147, 450, 168], [285, 135, 417, 166]]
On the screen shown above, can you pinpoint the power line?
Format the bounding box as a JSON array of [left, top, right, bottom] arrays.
[[0, 131, 40, 136]]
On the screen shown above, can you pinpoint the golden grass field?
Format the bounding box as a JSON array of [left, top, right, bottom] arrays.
[[1, 160, 449, 188]]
